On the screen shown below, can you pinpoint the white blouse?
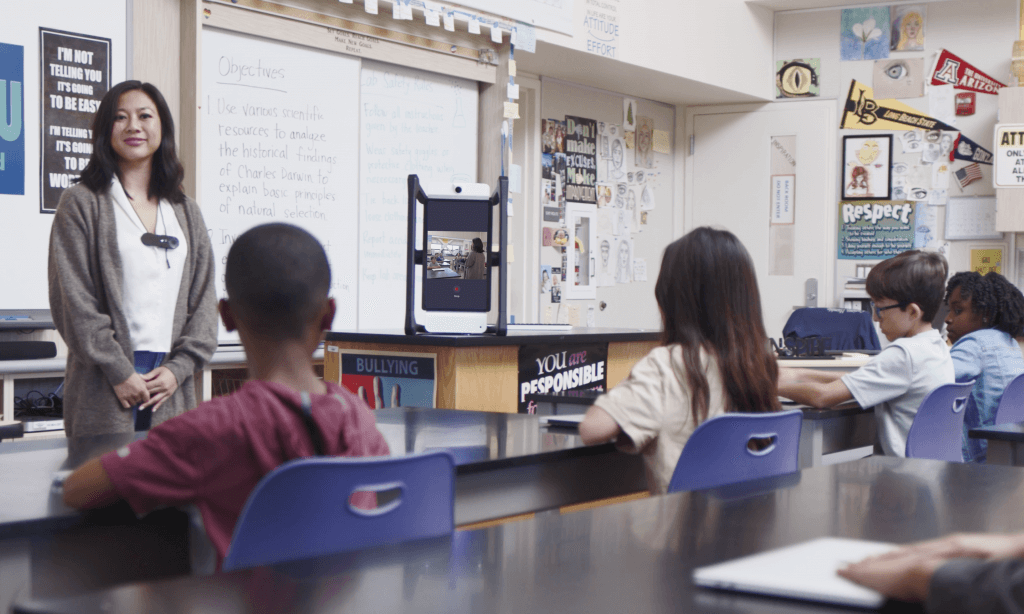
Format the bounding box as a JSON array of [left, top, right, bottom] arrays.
[[110, 176, 188, 353]]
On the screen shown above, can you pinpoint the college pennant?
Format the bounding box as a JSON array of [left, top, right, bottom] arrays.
[[841, 81, 957, 132], [952, 134, 994, 165], [930, 49, 1006, 94]]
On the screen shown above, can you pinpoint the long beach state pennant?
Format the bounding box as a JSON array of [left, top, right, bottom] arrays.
[[953, 134, 994, 165], [931, 49, 1005, 94], [841, 81, 957, 132]]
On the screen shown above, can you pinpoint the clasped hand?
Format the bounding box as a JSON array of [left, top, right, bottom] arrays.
[[113, 367, 179, 412], [838, 532, 1024, 602]]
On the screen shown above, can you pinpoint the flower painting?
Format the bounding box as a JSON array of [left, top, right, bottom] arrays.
[[841, 8, 890, 61]]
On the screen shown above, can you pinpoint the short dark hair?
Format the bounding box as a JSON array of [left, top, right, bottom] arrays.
[[946, 271, 1024, 336], [78, 80, 185, 204], [225, 224, 331, 340], [866, 250, 948, 322]]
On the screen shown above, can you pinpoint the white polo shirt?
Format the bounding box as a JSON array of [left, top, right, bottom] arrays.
[[110, 176, 188, 353]]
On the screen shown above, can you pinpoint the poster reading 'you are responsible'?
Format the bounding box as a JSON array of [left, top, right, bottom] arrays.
[[39, 28, 111, 213], [837, 200, 915, 259]]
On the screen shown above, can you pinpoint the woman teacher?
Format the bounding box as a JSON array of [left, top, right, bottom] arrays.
[[463, 237, 487, 280], [48, 81, 218, 437]]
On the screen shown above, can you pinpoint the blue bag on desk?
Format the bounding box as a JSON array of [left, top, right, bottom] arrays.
[[782, 308, 880, 352]]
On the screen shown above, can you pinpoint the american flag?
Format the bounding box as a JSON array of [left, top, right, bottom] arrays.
[[955, 163, 983, 188]]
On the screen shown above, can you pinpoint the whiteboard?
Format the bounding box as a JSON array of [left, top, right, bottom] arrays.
[[358, 60, 477, 330], [201, 29, 360, 340], [0, 1, 127, 309]]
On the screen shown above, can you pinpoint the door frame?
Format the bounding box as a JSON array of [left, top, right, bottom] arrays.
[[683, 100, 839, 313]]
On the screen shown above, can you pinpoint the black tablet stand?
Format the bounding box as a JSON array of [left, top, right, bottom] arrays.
[[404, 174, 508, 336]]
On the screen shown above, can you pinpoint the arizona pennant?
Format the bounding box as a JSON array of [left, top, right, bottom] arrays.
[[952, 134, 994, 165], [931, 49, 1006, 94], [841, 81, 958, 132]]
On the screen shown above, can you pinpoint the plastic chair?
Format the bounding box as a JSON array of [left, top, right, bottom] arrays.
[[905, 381, 976, 462], [668, 409, 803, 493], [222, 451, 455, 571], [995, 373, 1024, 425]]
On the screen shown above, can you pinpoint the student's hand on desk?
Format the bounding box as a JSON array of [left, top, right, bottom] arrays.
[[113, 373, 150, 409], [142, 367, 178, 411], [838, 549, 942, 603], [881, 532, 1024, 561]]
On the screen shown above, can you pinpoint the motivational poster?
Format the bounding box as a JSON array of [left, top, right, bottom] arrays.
[[339, 350, 436, 409], [518, 343, 607, 413], [564, 115, 597, 204], [0, 42, 25, 196], [39, 29, 111, 212], [837, 200, 915, 259]]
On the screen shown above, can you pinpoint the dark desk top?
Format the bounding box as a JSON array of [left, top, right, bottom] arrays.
[[969, 422, 1024, 442], [0, 408, 602, 537], [16, 455, 1022, 614], [326, 327, 661, 347]]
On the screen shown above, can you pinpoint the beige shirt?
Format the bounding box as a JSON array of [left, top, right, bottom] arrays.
[[594, 345, 726, 494]]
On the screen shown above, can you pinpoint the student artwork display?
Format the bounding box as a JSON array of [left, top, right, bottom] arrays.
[[837, 200, 915, 259], [635, 116, 654, 169], [615, 237, 633, 283], [872, 58, 924, 99], [840, 8, 890, 61], [931, 49, 1006, 94], [842, 135, 892, 200], [928, 85, 956, 126], [841, 81, 956, 132], [914, 202, 937, 248], [889, 5, 925, 51], [623, 98, 637, 132], [775, 58, 820, 99], [607, 133, 626, 180], [596, 235, 615, 287], [338, 350, 436, 409]]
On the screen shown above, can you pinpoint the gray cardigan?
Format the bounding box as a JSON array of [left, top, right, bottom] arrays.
[[48, 183, 219, 437]]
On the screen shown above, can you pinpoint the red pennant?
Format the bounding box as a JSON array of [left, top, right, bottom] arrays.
[[931, 49, 1006, 94]]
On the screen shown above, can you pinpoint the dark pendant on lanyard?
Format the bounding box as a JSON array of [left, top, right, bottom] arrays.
[[129, 192, 179, 268]]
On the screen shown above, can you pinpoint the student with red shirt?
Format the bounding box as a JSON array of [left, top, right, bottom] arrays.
[[61, 223, 390, 568]]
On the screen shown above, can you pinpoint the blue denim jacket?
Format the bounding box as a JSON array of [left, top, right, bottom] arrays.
[[951, 329, 1024, 462]]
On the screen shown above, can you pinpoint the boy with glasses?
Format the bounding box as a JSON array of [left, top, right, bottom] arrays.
[[779, 250, 954, 456]]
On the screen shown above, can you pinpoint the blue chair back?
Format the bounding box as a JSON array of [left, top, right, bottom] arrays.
[[668, 409, 803, 493], [905, 381, 975, 462], [222, 451, 455, 571], [995, 373, 1024, 425]]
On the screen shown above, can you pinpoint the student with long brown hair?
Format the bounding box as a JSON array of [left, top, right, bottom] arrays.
[[580, 227, 780, 493]]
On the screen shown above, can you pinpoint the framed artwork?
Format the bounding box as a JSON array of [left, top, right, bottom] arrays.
[[842, 134, 892, 200]]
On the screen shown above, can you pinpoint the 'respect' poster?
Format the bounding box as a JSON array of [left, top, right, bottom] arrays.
[[837, 200, 915, 259], [39, 28, 111, 213], [564, 115, 597, 204]]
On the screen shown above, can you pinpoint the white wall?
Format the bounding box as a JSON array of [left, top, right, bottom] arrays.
[[536, 0, 775, 101], [775, 0, 1021, 298]]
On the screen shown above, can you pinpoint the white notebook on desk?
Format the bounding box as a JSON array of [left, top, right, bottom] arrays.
[[692, 537, 898, 609]]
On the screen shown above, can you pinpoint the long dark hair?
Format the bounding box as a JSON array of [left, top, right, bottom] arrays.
[[77, 80, 185, 204], [472, 237, 484, 253], [654, 227, 780, 424]]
